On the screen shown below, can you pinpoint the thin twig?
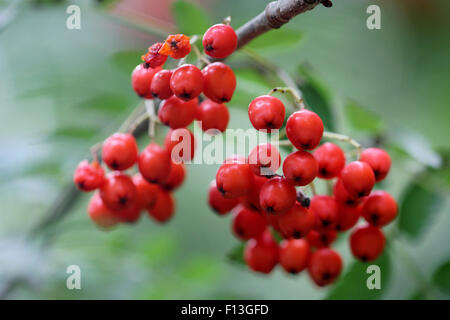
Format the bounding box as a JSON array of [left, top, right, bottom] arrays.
[[323, 131, 362, 158]]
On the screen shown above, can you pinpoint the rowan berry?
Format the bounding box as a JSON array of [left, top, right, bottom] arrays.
[[231, 205, 267, 240], [362, 191, 397, 227], [131, 63, 161, 98], [335, 203, 361, 231], [248, 143, 281, 176], [350, 225, 385, 262], [306, 230, 337, 248], [202, 62, 236, 103], [282, 151, 318, 186], [164, 128, 196, 163], [161, 161, 186, 191], [279, 239, 310, 274], [158, 96, 198, 129], [308, 248, 342, 286], [159, 34, 191, 59], [170, 64, 203, 101], [248, 95, 285, 130], [141, 42, 168, 68], [113, 199, 142, 223], [360, 148, 391, 182], [313, 142, 345, 179], [333, 178, 363, 207], [202, 24, 237, 59], [150, 69, 173, 99], [278, 202, 315, 239], [244, 230, 279, 274], [87, 192, 119, 228], [239, 174, 268, 211], [341, 161, 375, 198], [197, 99, 229, 133], [208, 180, 239, 215], [147, 188, 175, 223], [259, 177, 296, 215], [286, 110, 324, 150], [138, 144, 172, 184], [100, 172, 137, 211], [102, 133, 138, 171], [216, 162, 254, 198], [132, 173, 158, 209], [73, 160, 105, 191], [310, 195, 339, 231]]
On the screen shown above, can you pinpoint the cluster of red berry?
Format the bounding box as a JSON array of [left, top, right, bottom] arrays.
[[208, 96, 397, 286]]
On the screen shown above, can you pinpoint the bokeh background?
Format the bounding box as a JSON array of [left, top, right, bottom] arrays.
[[0, 0, 449, 299]]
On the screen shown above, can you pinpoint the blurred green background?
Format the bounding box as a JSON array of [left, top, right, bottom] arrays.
[[0, 0, 449, 299]]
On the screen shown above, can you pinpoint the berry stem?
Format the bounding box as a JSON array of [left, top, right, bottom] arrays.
[[144, 99, 157, 139], [268, 86, 305, 110], [322, 131, 362, 158], [192, 43, 211, 66]]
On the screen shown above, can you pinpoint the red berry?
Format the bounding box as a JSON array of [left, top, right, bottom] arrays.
[[306, 230, 337, 248], [260, 177, 296, 215], [310, 195, 339, 231], [362, 191, 397, 227], [279, 239, 310, 274], [197, 99, 229, 133], [333, 178, 363, 207], [102, 133, 138, 171], [164, 128, 196, 163], [158, 96, 198, 129], [161, 161, 186, 191], [202, 62, 236, 103], [202, 24, 237, 59], [132, 173, 158, 209], [158, 34, 191, 59], [170, 64, 203, 101], [244, 230, 279, 274], [239, 174, 268, 211], [141, 42, 168, 68], [113, 199, 142, 223], [138, 143, 172, 184], [350, 225, 385, 262], [248, 143, 281, 176], [335, 203, 361, 231], [248, 95, 285, 130], [286, 110, 324, 150], [313, 142, 346, 179], [150, 69, 173, 99], [278, 202, 315, 239], [74, 160, 105, 191], [308, 248, 342, 286], [131, 64, 161, 98], [147, 188, 175, 223], [87, 192, 119, 228], [341, 161, 375, 198], [360, 148, 391, 182], [208, 180, 239, 215], [216, 162, 254, 198], [231, 205, 267, 240], [100, 172, 137, 211], [283, 151, 318, 186]]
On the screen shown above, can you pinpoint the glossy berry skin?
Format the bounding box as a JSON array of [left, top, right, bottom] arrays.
[[341, 161, 375, 198], [161, 161, 186, 191], [239, 174, 268, 211], [202, 62, 236, 103], [74, 160, 105, 191], [164, 128, 195, 163], [216, 162, 254, 199], [362, 191, 397, 227], [286, 110, 324, 150], [283, 151, 318, 186], [306, 230, 337, 248], [333, 179, 363, 207], [248, 95, 285, 131], [231, 205, 267, 240], [138, 144, 172, 184], [159, 34, 191, 59], [170, 64, 203, 101], [248, 143, 281, 176], [310, 195, 339, 232], [335, 203, 361, 231], [158, 96, 198, 129], [131, 64, 161, 98], [208, 180, 239, 215], [259, 177, 296, 215], [313, 143, 346, 179], [202, 24, 237, 59], [278, 202, 315, 239], [360, 148, 392, 182], [308, 248, 342, 287], [102, 133, 138, 171], [350, 225, 385, 262], [244, 230, 279, 274], [147, 189, 175, 223], [279, 239, 310, 274], [150, 69, 173, 99], [100, 172, 137, 211], [142, 42, 168, 68], [197, 99, 229, 133], [132, 174, 158, 209], [88, 192, 119, 228]]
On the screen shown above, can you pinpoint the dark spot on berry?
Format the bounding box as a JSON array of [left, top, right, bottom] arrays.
[[143, 63, 150, 69], [152, 92, 158, 98], [301, 143, 310, 149], [180, 92, 191, 100], [361, 255, 368, 262], [374, 170, 381, 180], [322, 272, 331, 280], [220, 97, 228, 103], [322, 220, 330, 227], [217, 185, 226, 195], [294, 176, 302, 182], [265, 122, 276, 129], [320, 168, 328, 177], [320, 234, 328, 245], [250, 203, 259, 211], [236, 228, 245, 236], [205, 43, 214, 52], [266, 206, 275, 214], [170, 40, 178, 48], [77, 182, 85, 190], [111, 160, 120, 169], [292, 230, 302, 239], [336, 225, 342, 231], [118, 196, 128, 205], [289, 269, 298, 275], [358, 191, 366, 197], [370, 214, 379, 225], [346, 199, 356, 206]]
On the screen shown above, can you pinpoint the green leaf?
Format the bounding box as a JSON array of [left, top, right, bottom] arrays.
[[227, 243, 245, 266], [326, 251, 390, 300], [172, 0, 210, 35], [248, 29, 303, 50], [50, 126, 99, 140], [110, 50, 143, 74], [398, 182, 444, 239], [408, 291, 428, 300], [344, 100, 384, 134], [432, 261, 450, 293]]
